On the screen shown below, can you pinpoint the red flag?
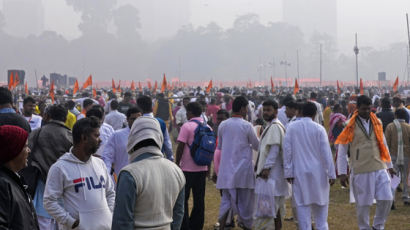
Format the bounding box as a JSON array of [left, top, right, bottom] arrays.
[[147, 81, 152, 90], [360, 78, 364, 95], [393, 76, 399, 92], [293, 79, 299, 95], [49, 81, 55, 103], [14, 72, 20, 88], [337, 80, 341, 94], [82, 75, 92, 89], [112, 79, 117, 93], [130, 80, 136, 91], [206, 80, 213, 93], [8, 72, 14, 90], [270, 77, 275, 92], [73, 80, 79, 95], [153, 81, 158, 93], [161, 74, 167, 93], [25, 82, 28, 95]]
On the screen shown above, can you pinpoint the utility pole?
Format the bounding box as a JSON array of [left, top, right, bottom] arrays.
[[354, 33, 360, 88], [319, 44, 322, 87], [297, 49, 300, 80], [406, 13, 410, 82]]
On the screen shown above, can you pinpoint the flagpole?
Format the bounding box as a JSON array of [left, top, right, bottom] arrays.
[[354, 33, 360, 88], [297, 49, 300, 80]]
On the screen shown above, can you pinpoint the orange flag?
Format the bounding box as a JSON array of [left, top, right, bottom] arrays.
[[160, 74, 167, 93], [392, 76, 399, 92], [8, 72, 14, 90], [153, 81, 158, 93], [360, 78, 364, 95], [147, 81, 152, 90], [138, 81, 142, 92], [13, 72, 20, 88], [117, 80, 122, 93], [206, 80, 213, 93], [293, 79, 299, 95], [270, 77, 275, 92], [92, 87, 97, 98], [73, 80, 79, 95], [82, 75, 92, 89], [25, 82, 28, 95], [130, 80, 136, 91], [49, 81, 55, 103], [112, 79, 116, 93], [337, 80, 341, 94]]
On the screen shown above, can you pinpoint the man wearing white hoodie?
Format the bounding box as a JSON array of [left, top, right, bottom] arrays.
[[43, 117, 115, 230]]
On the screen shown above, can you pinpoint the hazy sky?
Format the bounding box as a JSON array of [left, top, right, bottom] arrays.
[[2, 0, 410, 52]]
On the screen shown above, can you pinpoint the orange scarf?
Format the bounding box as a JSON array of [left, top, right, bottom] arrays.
[[335, 111, 391, 163]]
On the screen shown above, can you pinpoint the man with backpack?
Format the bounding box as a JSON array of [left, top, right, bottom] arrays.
[[176, 102, 215, 230]]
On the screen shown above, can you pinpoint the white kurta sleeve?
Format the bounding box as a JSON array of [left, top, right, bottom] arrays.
[[101, 134, 115, 174], [319, 128, 336, 179], [263, 145, 280, 169], [248, 124, 260, 151], [337, 144, 349, 175], [283, 128, 293, 179]]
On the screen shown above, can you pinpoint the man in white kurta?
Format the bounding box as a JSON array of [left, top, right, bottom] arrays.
[[254, 100, 288, 230], [336, 95, 394, 230], [216, 96, 259, 230], [283, 102, 336, 230]]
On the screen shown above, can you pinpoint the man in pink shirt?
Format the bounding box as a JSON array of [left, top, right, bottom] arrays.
[[207, 98, 221, 124], [176, 102, 211, 230]]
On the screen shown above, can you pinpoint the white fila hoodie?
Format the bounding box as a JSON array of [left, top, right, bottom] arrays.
[[44, 149, 115, 230]]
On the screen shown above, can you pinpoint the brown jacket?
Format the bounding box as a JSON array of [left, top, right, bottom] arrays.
[[385, 121, 410, 158]]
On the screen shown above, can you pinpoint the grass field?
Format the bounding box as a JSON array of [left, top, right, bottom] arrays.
[[188, 179, 410, 230]]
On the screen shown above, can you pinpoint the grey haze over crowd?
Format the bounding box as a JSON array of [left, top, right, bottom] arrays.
[[1, 0, 410, 85]]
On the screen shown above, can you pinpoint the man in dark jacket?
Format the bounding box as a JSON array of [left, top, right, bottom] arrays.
[[376, 97, 395, 132], [0, 125, 39, 230], [22, 104, 73, 229], [0, 87, 31, 132]]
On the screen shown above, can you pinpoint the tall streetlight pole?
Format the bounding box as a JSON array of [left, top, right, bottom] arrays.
[[354, 33, 360, 88], [319, 44, 322, 87]]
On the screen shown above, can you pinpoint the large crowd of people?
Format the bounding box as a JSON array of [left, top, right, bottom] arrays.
[[0, 84, 409, 230]]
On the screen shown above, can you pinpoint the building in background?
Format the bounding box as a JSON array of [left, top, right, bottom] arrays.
[[283, 0, 337, 41], [2, 0, 44, 37]]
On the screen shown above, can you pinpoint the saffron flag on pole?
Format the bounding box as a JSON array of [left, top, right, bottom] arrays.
[[130, 80, 136, 91], [270, 76, 274, 92], [117, 80, 122, 93], [49, 81, 55, 103], [393, 76, 399, 93], [360, 78, 364, 95], [73, 80, 79, 95], [138, 81, 142, 92], [13, 72, 20, 89], [147, 81, 152, 90], [206, 80, 213, 93], [337, 80, 341, 94], [8, 72, 14, 90], [112, 79, 116, 93], [293, 78, 299, 95], [161, 74, 167, 93], [92, 87, 97, 98], [82, 75, 92, 89], [25, 82, 28, 95], [154, 81, 158, 93]]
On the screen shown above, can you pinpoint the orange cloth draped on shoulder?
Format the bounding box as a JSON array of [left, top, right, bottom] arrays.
[[335, 111, 391, 163]]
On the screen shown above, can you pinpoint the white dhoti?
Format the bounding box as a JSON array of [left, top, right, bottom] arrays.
[[295, 204, 328, 230], [352, 169, 393, 230]]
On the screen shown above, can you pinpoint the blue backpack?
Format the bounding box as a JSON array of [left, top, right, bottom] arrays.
[[189, 120, 216, 166]]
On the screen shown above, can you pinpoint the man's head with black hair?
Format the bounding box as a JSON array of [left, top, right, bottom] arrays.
[[182, 97, 190, 107], [216, 109, 230, 125], [47, 105, 68, 122], [232, 96, 248, 118], [262, 99, 279, 122], [66, 100, 75, 110], [86, 105, 105, 124], [126, 107, 141, 129], [0, 87, 13, 108], [395, 108, 408, 120], [381, 97, 391, 109], [72, 117, 101, 157], [83, 99, 94, 112], [23, 96, 36, 116], [186, 102, 202, 120], [136, 95, 152, 114], [357, 95, 372, 119], [310, 92, 317, 100], [302, 102, 317, 118], [110, 100, 119, 111], [392, 97, 404, 108]]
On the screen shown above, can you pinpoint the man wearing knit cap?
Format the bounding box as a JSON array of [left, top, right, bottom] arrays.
[[112, 116, 185, 230], [0, 125, 39, 229]]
